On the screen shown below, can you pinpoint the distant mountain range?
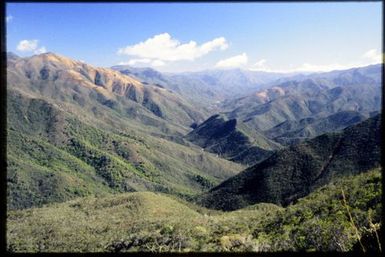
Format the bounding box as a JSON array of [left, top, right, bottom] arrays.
[[222, 65, 381, 131], [209, 65, 380, 145], [114, 62, 381, 146], [111, 65, 302, 111]]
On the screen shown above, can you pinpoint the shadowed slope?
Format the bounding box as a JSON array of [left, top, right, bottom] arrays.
[[198, 115, 381, 210], [186, 114, 281, 165], [7, 65, 243, 210]]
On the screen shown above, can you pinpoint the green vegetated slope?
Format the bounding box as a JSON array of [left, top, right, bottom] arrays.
[[7, 79, 243, 210], [7, 168, 381, 252], [198, 114, 381, 210], [6, 53, 382, 253], [265, 110, 372, 145], [186, 114, 281, 165]]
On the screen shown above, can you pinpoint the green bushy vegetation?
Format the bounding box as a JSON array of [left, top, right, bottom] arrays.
[[199, 114, 381, 210], [7, 168, 381, 252], [7, 89, 243, 210], [6, 53, 382, 253], [249, 168, 382, 251], [7, 130, 113, 209]]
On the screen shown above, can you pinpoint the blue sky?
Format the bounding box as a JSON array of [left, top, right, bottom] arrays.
[[6, 2, 382, 72]]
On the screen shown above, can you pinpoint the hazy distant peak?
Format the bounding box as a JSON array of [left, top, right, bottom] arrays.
[[7, 51, 20, 59]]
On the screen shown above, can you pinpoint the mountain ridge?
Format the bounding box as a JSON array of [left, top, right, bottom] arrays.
[[8, 52, 206, 133], [7, 53, 245, 210], [197, 114, 381, 210], [186, 113, 281, 165]]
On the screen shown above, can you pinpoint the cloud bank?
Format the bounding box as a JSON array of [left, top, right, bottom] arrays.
[[215, 53, 248, 68], [118, 33, 228, 67], [363, 49, 382, 64], [248, 48, 383, 73], [248, 59, 269, 71], [118, 58, 165, 67]]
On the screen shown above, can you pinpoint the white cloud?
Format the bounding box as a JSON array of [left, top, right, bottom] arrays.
[[118, 58, 165, 67], [16, 39, 47, 54], [215, 53, 248, 68], [151, 60, 165, 67], [118, 33, 228, 63], [17, 40, 38, 52], [248, 59, 270, 71], [288, 63, 351, 72], [6, 15, 13, 23], [247, 60, 357, 73], [34, 46, 47, 54], [362, 49, 382, 64], [247, 49, 383, 74], [284, 49, 383, 73], [257, 62, 380, 74], [254, 59, 267, 67], [124, 58, 152, 65]]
